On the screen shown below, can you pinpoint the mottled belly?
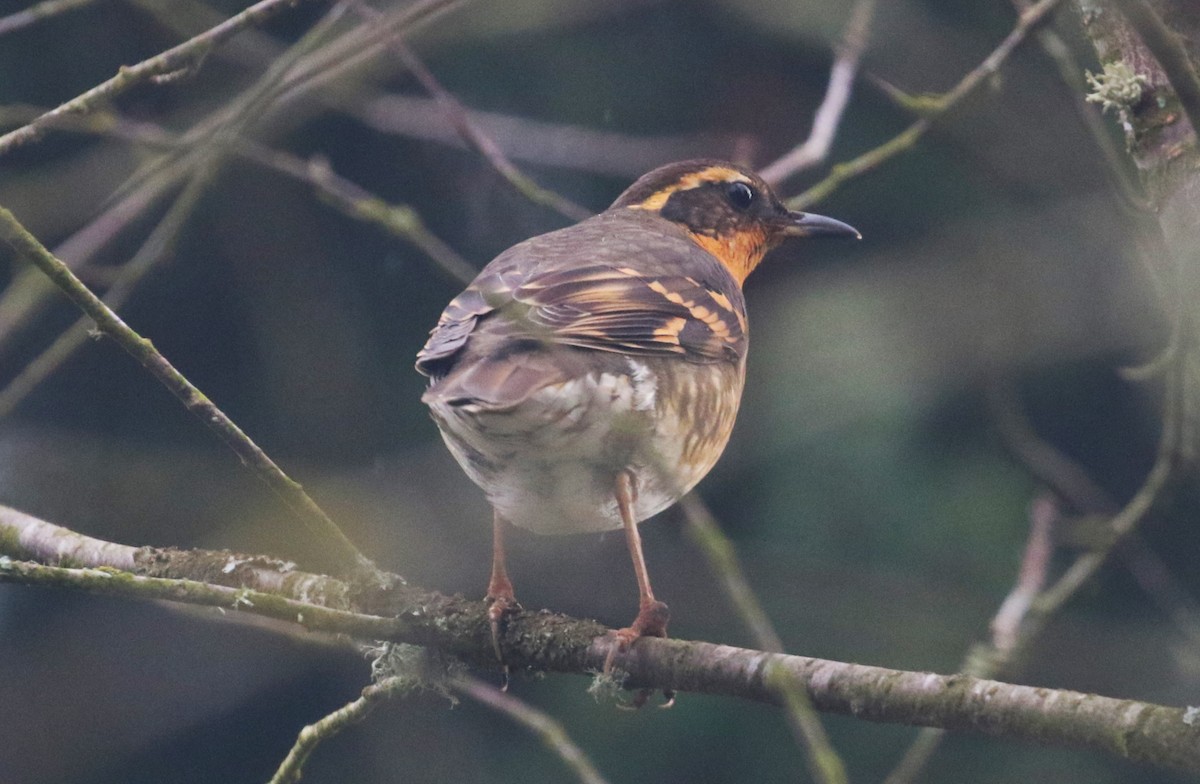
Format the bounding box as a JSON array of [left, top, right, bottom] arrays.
[[428, 357, 745, 535]]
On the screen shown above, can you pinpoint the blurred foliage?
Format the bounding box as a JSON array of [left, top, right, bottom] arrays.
[[0, 0, 1192, 782]]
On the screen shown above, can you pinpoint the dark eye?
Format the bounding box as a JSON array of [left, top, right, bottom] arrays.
[[727, 181, 755, 210]]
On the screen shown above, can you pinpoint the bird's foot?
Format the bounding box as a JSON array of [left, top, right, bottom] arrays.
[[603, 600, 673, 709], [486, 590, 521, 669]]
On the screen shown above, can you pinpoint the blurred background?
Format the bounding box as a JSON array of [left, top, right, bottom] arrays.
[[0, 0, 1192, 781]]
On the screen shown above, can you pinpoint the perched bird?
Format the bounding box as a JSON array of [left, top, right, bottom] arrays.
[[416, 159, 858, 660]]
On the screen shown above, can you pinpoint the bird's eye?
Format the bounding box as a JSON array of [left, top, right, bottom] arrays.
[[727, 181, 755, 210]]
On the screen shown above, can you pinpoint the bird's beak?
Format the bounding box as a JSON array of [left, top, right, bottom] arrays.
[[782, 211, 861, 240]]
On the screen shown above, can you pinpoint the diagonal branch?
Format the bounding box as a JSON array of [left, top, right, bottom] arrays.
[[453, 675, 611, 784], [0, 0, 104, 37], [0, 206, 373, 576], [680, 494, 847, 784], [0, 0, 327, 156], [354, 8, 593, 223], [788, 0, 1064, 209], [759, 0, 876, 186]]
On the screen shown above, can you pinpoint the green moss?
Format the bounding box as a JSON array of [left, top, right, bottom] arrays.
[[0, 525, 24, 558]]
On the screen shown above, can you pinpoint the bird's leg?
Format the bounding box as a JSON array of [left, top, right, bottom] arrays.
[[486, 511, 521, 663], [606, 470, 670, 670]]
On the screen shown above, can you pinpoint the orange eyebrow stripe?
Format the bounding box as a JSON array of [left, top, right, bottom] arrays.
[[626, 166, 752, 212]]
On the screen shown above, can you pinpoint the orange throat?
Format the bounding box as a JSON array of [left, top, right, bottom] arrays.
[[689, 227, 770, 285]]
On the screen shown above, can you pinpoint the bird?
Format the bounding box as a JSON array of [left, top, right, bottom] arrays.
[[416, 159, 858, 664]]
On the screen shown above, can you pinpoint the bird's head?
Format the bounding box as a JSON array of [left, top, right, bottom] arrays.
[[611, 159, 859, 284]]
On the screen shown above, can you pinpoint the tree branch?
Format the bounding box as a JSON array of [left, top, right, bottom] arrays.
[[1111, 0, 1200, 137], [0, 0, 104, 37], [788, 0, 1064, 209], [759, 0, 876, 186], [267, 674, 413, 784], [1, 505, 1197, 776], [0, 205, 373, 575], [0, 0, 327, 156], [453, 675, 611, 784], [681, 494, 846, 784]]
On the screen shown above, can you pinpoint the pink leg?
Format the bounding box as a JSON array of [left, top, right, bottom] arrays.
[[487, 511, 520, 661], [606, 471, 670, 670]]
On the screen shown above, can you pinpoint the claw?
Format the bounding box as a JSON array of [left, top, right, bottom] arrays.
[[487, 593, 520, 663], [602, 600, 674, 708]]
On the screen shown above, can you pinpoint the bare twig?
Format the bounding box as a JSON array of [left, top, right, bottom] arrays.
[[347, 3, 591, 223], [357, 94, 741, 178], [0, 0, 326, 156], [268, 676, 411, 784], [788, 0, 1065, 209], [236, 143, 476, 284], [453, 676, 611, 784], [680, 495, 783, 652], [760, 0, 876, 186], [0, 0, 466, 416], [990, 495, 1058, 655], [1033, 358, 1181, 618], [0, 206, 373, 575], [882, 494, 1058, 784], [766, 664, 850, 784], [0, 0, 104, 37], [0, 169, 210, 419], [887, 352, 1186, 784], [680, 495, 847, 784]]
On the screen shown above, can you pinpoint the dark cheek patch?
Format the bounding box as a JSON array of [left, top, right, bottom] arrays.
[[661, 190, 740, 237]]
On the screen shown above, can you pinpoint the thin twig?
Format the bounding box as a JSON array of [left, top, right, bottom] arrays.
[[990, 495, 1058, 655], [358, 94, 741, 178], [99, 0, 462, 238], [788, 0, 1065, 209], [680, 495, 847, 784], [0, 0, 428, 409], [766, 664, 850, 784], [236, 143, 476, 284], [882, 493, 1059, 784], [0, 176, 205, 419], [0, 0, 104, 37], [453, 675, 611, 784], [680, 495, 783, 651], [1111, 0, 1200, 137], [1034, 360, 1180, 618], [760, 0, 876, 186], [887, 346, 1186, 784], [0, 206, 373, 575], [0, 0, 326, 156], [349, 2, 591, 222], [268, 677, 410, 784]]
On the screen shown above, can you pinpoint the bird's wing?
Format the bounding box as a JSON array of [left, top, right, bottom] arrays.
[[415, 263, 745, 377]]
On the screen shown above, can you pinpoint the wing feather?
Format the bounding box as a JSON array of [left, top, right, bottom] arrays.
[[416, 262, 743, 377], [416, 210, 749, 379]]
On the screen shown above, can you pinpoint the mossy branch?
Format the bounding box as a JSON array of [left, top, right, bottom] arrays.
[[1, 505, 1198, 776]]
